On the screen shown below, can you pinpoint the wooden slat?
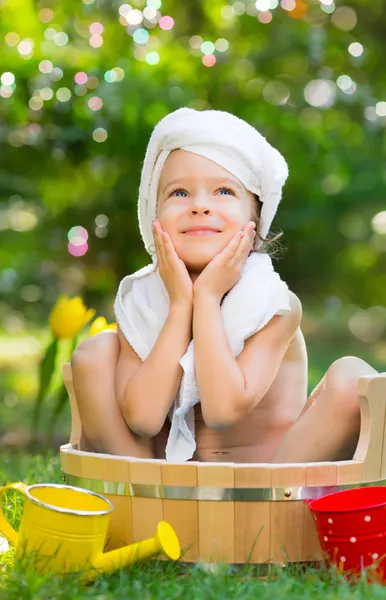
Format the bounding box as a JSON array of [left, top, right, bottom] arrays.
[[64, 450, 83, 477], [78, 453, 104, 480], [197, 463, 235, 563], [355, 375, 386, 482], [336, 460, 363, 485], [270, 464, 306, 563], [302, 463, 338, 562], [63, 362, 81, 445], [234, 464, 271, 564], [129, 459, 164, 543], [102, 458, 132, 551], [305, 463, 338, 487], [162, 463, 198, 561]]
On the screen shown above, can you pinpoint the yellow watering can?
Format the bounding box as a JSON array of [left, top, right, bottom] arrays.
[[0, 482, 180, 582]]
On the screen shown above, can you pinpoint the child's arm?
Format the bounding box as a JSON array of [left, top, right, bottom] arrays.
[[193, 291, 302, 429], [117, 302, 192, 437]]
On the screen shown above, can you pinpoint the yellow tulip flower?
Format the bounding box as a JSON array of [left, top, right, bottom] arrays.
[[49, 296, 95, 340], [89, 316, 117, 337]]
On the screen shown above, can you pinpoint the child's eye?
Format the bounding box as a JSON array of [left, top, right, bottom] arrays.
[[169, 188, 187, 197], [218, 187, 235, 195]]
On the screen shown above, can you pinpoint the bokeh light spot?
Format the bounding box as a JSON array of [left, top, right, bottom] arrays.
[[201, 41, 215, 55], [75, 71, 88, 85], [88, 96, 103, 111], [119, 4, 132, 16], [281, 0, 296, 11], [256, 0, 271, 10], [133, 28, 150, 44], [258, 11, 273, 23], [331, 6, 357, 31], [39, 60, 53, 74], [95, 226, 108, 238], [348, 42, 363, 57], [1, 72, 15, 86], [87, 76, 99, 89], [304, 79, 336, 108], [372, 211, 386, 235], [202, 54, 216, 67], [68, 226, 88, 245], [93, 127, 108, 142], [50, 67, 64, 81], [337, 74, 356, 94], [112, 67, 125, 81], [90, 22, 104, 35], [18, 39, 34, 56], [68, 241, 88, 257], [233, 2, 246, 15], [29, 96, 43, 110], [53, 32, 69, 46], [145, 51, 160, 65], [126, 9, 143, 25], [215, 38, 229, 52], [147, 0, 162, 8], [143, 6, 157, 19], [5, 32, 20, 47], [190, 35, 203, 49], [39, 8, 54, 22], [95, 214, 109, 226], [40, 87, 54, 100], [263, 80, 289, 104], [90, 35, 103, 48], [0, 86, 13, 98], [159, 16, 174, 30], [375, 102, 386, 117], [56, 87, 71, 102]]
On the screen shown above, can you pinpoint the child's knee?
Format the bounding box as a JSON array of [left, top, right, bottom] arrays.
[[72, 330, 119, 376], [326, 356, 374, 416]]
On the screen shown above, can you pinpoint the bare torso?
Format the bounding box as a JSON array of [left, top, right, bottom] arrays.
[[192, 326, 308, 462], [154, 324, 309, 463]]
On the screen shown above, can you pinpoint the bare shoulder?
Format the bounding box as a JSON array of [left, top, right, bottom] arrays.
[[240, 290, 302, 357], [287, 290, 303, 324]]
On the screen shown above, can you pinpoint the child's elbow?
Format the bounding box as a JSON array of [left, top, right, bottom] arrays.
[[203, 403, 249, 431], [123, 410, 164, 438]]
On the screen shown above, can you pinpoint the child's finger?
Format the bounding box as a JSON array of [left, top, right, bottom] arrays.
[[230, 226, 255, 266], [152, 222, 165, 263]]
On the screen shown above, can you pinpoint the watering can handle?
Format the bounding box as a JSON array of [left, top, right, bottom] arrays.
[[0, 482, 28, 546]]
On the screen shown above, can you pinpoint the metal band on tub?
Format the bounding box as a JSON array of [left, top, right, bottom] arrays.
[[62, 473, 386, 502]]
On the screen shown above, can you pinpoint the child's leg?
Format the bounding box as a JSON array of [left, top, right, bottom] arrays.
[[71, 331, 154, 458], [271, 356, 378, 463]]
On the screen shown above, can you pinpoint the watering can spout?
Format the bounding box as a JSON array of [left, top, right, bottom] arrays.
[[92, 521, 180, 577]]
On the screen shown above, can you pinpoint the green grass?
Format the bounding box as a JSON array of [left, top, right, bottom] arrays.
[[2, 453, 386, 598]]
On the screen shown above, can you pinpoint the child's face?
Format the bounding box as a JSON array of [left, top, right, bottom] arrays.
[[156, 149, 256, 274]]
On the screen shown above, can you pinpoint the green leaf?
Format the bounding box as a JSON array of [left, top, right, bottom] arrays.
[[47, 335, 79, 441], [32, 337, 59, 434]]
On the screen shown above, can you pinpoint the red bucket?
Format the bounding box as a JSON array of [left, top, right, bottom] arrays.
[[307, 486, 386, 583]]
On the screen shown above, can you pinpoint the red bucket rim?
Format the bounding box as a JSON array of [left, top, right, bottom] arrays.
[[308, 486, 386, 514]]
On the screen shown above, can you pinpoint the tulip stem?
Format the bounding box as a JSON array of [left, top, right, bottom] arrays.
[[31, 336, 59, 443]]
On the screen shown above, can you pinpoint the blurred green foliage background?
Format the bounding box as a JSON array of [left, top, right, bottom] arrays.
[[0, 0, 385, 445]]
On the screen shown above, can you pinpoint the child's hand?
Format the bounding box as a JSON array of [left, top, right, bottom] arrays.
[[193, 221, 256, 303], [152, 220, 194, 307]]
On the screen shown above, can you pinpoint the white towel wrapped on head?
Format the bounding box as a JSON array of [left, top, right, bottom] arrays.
[[114, 107, 291, 463]]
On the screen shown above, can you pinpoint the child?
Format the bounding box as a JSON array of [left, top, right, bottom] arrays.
[[72, 107, 378, 463]]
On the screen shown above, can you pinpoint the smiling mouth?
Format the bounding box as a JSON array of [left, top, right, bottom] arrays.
[[183, 230, 220, 235]]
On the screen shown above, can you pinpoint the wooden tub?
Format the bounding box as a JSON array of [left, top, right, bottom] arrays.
[[60, 364, 386, 565]]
